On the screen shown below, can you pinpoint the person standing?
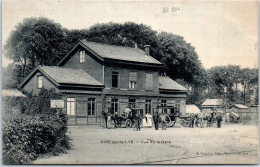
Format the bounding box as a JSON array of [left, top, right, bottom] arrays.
[[160, 113, 167, 130], [216, 113, 223, 128], [190, 114, 195, 128], [114, 112, 119, 128], [153, 111, 160, 130]]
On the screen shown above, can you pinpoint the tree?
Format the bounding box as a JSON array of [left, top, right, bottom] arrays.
[[84, 22, 161, 59], [206, 65, 258, 105], [157, 32, 207, 105], [4, 17, 69, 81]]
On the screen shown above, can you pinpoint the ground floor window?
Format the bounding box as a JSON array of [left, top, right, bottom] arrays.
[[67, 98, 75, 115], [145, 100, 152, 114], [111, 99, 119, 114], [175, 100, 180, 112], [161, 100, 167, 114], [129, 99, 136, 108], [88, 98, 95, 115]]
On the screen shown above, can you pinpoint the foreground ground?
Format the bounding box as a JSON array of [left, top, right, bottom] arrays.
[[34, 123, 258, 164]]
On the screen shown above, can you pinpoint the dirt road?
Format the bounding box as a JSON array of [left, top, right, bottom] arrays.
[[34, 124, 258, 164]]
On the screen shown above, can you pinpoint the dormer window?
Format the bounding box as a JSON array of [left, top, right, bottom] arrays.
[[80, 50, 85, 63], [38, 75, 43, 88]]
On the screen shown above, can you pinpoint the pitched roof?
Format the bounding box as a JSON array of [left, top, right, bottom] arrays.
[[233, 104, 248, 109], [58, 40, 163, 66], [186, 105, 201, 114], [19, 66, 103, 88], [202, 99, 223, 106], [159, 76, 188, 91], [2, 89, 26, 97]]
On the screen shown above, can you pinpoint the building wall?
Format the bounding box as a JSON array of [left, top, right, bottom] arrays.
[[104, 66, 159, 92], [61, 47, 104, 84], [22, 72, 58, 93], [62, 94, 103, 125]]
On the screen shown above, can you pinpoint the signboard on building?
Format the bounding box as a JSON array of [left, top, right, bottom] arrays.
[[50, 99, 65, 108]]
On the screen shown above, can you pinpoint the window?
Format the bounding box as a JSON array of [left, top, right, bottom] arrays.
[[112, 71, 119, 88], [67, 98, 75, 115], [161, 100, 167, 114], [129, 99, 136, 108], [161, 100, 167, 106], [111, 99, 119, 114], [38, 75, 43, 88], [129, 72, 137, 89], [129, 81, 136, 89], [175, 100, 180, 112], [145, 100, 152, 114], [145, 73, 153, 90], [80, 50, 85, 63], [88, 98, 95, 115]]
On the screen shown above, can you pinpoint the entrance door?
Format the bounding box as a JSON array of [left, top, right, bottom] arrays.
[[76, 100, 88, 124]]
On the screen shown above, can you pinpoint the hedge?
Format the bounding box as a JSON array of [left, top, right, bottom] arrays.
[[2, 89, 71, 164]]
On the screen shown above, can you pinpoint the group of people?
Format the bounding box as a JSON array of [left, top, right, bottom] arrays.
[[101, 107, 169, 131], [188, 112, 223, 128], [152, 111, 168, 130]]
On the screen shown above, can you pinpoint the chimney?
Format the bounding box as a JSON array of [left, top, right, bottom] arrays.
[[134, 43, 138, 49], [144, 45, 150, 56]]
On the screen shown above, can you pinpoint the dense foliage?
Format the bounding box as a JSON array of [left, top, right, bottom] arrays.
[[3, 17, 258, 105], [2, 89, 70, 164], [206, 65, 258, 105]]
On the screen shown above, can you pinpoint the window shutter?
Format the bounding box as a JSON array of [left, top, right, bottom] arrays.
[[129, 72, 137, 81], [145, 74, 153, 90]]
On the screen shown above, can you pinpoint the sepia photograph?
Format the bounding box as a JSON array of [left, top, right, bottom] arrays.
[[1, 0, 259, 165]]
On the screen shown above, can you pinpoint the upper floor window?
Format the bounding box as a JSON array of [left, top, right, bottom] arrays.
[[129, 72, 137, 89], [80, 50, 85, 63], [37, 75, 43, 88], [145, 73, 153, 90], [112, 71, 119, 88], [129, 81, 136, 89]]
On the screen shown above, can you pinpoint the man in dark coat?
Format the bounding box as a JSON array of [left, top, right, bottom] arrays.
[[216, 113, 223, 128], [153, 111, 160, 130], [190, 114, 195, 128]]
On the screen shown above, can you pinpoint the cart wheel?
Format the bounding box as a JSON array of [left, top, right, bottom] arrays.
[[125, 119, 132, 128]]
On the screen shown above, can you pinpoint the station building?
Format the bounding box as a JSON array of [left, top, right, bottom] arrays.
[[19, 40, 188, 125]]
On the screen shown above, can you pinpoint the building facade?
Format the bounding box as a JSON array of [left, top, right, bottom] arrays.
[[19, 40, 188, 125]]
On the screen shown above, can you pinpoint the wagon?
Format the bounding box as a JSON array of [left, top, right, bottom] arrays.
[[178, 115, 191, 127], [111, 108, 144, 128], [153, 106, 180, 127], [229, 112, 240, 123]]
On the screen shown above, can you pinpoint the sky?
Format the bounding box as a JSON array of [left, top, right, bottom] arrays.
[[2, 0, 258, 69]]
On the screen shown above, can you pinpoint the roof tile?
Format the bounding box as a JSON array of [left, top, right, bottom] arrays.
[[81, 40, 162, 65], [159, 76, 188, 91], [39, 66, 103, 86]]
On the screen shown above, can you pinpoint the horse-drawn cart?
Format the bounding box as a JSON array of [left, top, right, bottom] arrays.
[[153, 106, 180, 127], [110, 108, 144, 128]]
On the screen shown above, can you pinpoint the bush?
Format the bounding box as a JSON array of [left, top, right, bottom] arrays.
[[2, 89, 71, 164]]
